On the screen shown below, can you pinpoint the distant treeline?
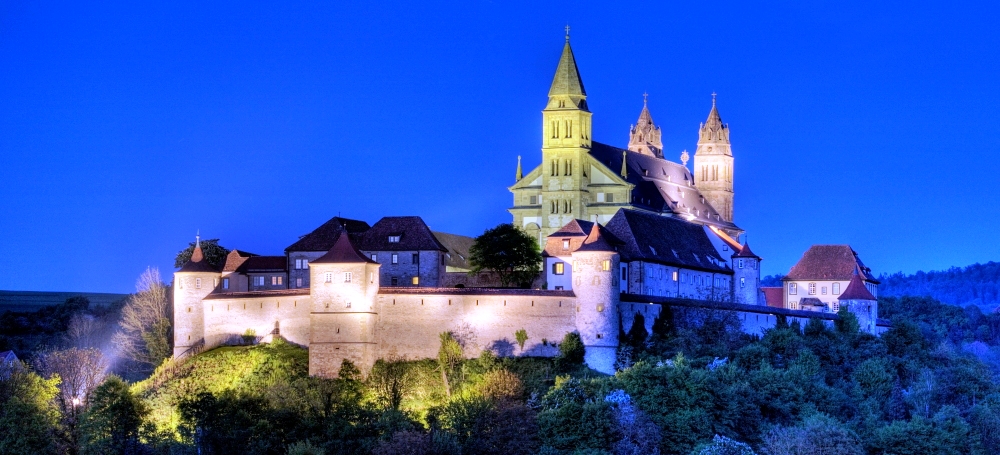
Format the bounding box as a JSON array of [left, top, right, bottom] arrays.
[[763, 261, 1000, 311]]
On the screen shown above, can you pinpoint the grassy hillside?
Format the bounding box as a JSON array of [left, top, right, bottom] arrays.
[[0, 290, 127, 313]]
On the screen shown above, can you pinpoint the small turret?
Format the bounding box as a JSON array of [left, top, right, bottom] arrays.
[[627, 94, 663, 158], [838, 271, 878, 335], [732, 243, 762, 305], [173, 234, 221, 358], [570, 224, 620, 374], [308, 232, 381, 378]]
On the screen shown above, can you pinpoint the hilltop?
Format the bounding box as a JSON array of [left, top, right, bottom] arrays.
[[0, 290, 128, 314]]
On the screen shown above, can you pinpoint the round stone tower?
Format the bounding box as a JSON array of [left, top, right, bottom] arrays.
[[732, 243, 762, 306], [173, 236, 221, 358], [307, 232, 381, 378], [571, 224, 620, 374], [837, 272, 878, 335]]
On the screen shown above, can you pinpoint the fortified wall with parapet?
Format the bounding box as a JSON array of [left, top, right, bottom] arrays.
[[172, 32, 888, 376]]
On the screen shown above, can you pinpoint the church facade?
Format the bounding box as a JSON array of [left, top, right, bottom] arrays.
[[509, 33, 741, 248]]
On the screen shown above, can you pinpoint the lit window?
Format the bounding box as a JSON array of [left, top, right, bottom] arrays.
[[601, 260, 610, 271], [296, 278, 303, 288], [789, 300, 798, 310], [271, 276, 278, 285], [195, 278, 201, 289], [391, 254, 398, 264], [789, 283, 797, 295], [388, 235, 401, 243], [672, 271, 678, 281], [344, 272, 352, 283], [832, 282, 841, 295], [808, 283, 817, 295], [412, 276, 419, 285], [371, 254, 377, 262], [223, 278, 229, 290], [562, 239, 570, 250], [553, 262, 564, 275], [325, 272, 333, 283]]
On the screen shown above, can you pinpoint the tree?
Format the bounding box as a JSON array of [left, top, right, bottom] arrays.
[[437, 332, 463, 397], [174, 238, 230, 269], [556, 332, 585, 369], [112, 268, 172, 369], [34, 347, 108, 454], [79, 376, 149, 455], [761, 414, 863, 455], [0, 363, 61, 455], [692, 435, 757, 455], [468, 223, 542, 288], [369, 356, 412, 411], [515, 329, 529, 352]]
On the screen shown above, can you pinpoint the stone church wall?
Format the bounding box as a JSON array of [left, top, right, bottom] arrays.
[[201, 294, 312, 349]]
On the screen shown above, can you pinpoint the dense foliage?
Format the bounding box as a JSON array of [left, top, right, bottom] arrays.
[[173, 238, 230, 269], [468, 223, 542, 288]]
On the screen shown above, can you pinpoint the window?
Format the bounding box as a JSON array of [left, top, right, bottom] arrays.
[[621, 266, 627, 281], [388, 235, 401, 243], [738, 259, 744, 269], [412, 276, 419, 285], [391, 277, 398, 286], [601, 260, 610, 271], [562, 239, 570, 250], [555, 286, 564, 290], [821, 286, 827, 295], [672, 271, 678, 281], [412, 253, 419, 264], [296, 278, 303, 288], [344, 272, 352, 283], [391, 254, 398, 264], [789, 283, 797, 295], [596, 193, 605, 202], [808, 283, 817, 295], [606, 193, 614, 203], [832, 282, 841, 295], [529, 195, 538, 204], [371, 254, 377, 262], [832, 301, 840, 312], [740, 277, 746, 288], [223, 278, 229, 290], [324, 272, 333, 283], [195, 278, 201, 289], [271, 276, 278, 285], [553, 262, 564, 275]]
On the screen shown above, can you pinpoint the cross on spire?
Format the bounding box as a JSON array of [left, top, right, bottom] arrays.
[[196, 229, 200, 248], [711, 92, 717, 105], [643, 92, 648, 105], [565, 24, 570, 41]]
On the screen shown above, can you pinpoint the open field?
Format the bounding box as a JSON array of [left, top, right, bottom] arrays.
[[0, 290, 128, 313]]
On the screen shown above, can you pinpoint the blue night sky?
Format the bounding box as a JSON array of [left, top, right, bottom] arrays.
[[1, 1, 998, 294]]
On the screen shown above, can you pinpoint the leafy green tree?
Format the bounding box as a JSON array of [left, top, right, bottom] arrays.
[[468, 223, 542, 288], [437, 332, 462, 397], [515, 328, 529, 352], [368, 356, 413, 411], [691, 435, 756, 455], [174, 238, 230, 269], [0, 363, 61, 455], [761, 414, 863, 455], [556, 332, 585, 369], [79, 376, 149, 455]]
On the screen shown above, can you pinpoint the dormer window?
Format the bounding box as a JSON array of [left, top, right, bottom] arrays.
[[388, 235, 401, 243], [562, 239, 570, 250]]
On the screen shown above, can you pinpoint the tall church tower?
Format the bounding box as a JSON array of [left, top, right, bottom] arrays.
[[627, 95, 663, 158], [539, 28, 593, 239], [693, 94, 734, 223]]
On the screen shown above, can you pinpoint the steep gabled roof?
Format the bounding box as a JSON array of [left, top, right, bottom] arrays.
[[285, 216, 371, 253], [357, 216, 447, 252], [222, 250, 257, 272], [312, 232, 377, 264], [432, 231, 476, 270], [762, 287, 784, 308], [178, 244, 219, 273], [734, 243, 760, 259], [243, 256, 287, 272], [603, 209, 730, 273], [587, 142, 739, 232], [785, 245, 878, 283], [543, 219, 618, 257], [838, 272, 876, 301]]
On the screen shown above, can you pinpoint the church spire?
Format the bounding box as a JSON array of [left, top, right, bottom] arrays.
[[546, 29, 588, 111], [515, 155, 523, 181], [628, 93, 663, 158], [700, 92, 728, 144]]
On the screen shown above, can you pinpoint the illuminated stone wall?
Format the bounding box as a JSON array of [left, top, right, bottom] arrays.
[[173, 270, 219, 358], [200, 294, 311, 349]]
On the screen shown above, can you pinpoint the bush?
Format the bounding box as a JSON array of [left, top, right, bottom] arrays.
[[557, 332, 585, 368]]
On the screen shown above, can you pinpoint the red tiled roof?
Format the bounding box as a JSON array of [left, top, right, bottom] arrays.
[[838, 273, 876, 301], [577, 224, 615, 252], [785, 245, 877, 282], [178, 245, 219, 273], [222, 250, 257, 272], [733, 242, 760, 259], [312, 232, 377, 264], [762, 287, 784, 308]]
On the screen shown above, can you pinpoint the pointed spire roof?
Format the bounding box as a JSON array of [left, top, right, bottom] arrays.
[[515, 155, 523, 181], [312, 231, 377, 264], [838, 271, 876, 301], [548, 35, 587, 100], [620, 151, 628, 178], [734, 242, 760, 259], [576, 224, 615, 252], [699, 93, 729, 144], [178, 234, 219, 273]]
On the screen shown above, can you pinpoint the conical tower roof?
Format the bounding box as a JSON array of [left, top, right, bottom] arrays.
[[178, 235, 219, 273], [576, 224, 615, 252], [548, 37, 587, 99], [312, 231, 377, 264], [734, 242, 760, 259], [839, 271, 876, 301], [699, 93, 729, 144]]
